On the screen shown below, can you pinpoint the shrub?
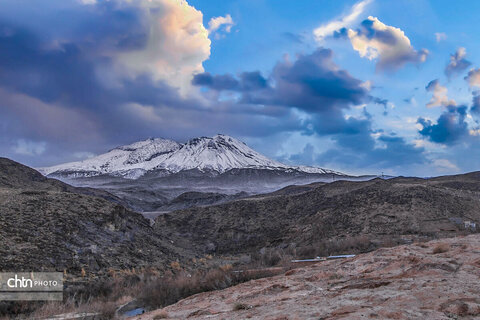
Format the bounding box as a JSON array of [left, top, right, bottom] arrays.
[[233, 303, 250, 311], [432, 243, 450, 254], [153, 311, 169, 319], [170, 261, 181, 271]]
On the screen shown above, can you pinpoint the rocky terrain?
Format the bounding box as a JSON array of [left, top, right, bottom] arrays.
[[155, 173, 480, 255], [0, 158, 194, 275], [135, 234, 480, 320], [2, 157, 480, 319]]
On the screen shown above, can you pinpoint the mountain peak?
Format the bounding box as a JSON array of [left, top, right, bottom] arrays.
[[39, 135, 341, 178], [114, 137, 179, 152]]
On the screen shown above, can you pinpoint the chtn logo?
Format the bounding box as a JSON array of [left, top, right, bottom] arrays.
[[7, 275, 33, 288]]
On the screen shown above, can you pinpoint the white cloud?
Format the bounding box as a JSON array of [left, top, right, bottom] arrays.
[[73, 152, 95, 159], [117, 0, 211, 95], [425, 80, 456, 108], [346, 16, 428, 71], [208, 14, 235, 35], [13, 140, 46, 156], [313, 0, 372, 42], [433, 159, 459, 172], [435, 32, 447, 42], [465, 68, 480, 88]]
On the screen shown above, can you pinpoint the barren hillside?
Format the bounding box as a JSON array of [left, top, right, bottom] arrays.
[[135, 234, 480, 320]]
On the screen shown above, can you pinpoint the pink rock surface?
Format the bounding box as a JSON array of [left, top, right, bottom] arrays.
[[133, 235, 480, 319]]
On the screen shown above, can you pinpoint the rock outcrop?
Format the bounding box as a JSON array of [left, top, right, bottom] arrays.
[[135, 234, 480, 319]]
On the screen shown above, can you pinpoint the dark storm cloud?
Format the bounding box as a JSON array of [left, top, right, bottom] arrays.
[[417, 105, 469, 144], [445, 48, 471, 78], [191, 71, 268, 91], [194, 48, 370, 135], [240, 72, 268, 90], [370, 97, 388, 107], [471, 92, 480, 115], [333, 27, 348, 39], [0, 21, 205, 128], [267, 49, 368, 113], [0, 2, 306, 166], [191, 73, 240, 91], [316, 132, 426, 169], [194, 48, 427, 169]]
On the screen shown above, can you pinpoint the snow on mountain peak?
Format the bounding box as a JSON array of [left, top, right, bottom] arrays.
[[39, 135, 341, 178]]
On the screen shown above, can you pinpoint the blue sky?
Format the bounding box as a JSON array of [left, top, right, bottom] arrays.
[[1, 0, 479, 176]]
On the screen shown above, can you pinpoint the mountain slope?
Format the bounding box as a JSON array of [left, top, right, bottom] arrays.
[[0, 158, 194, 274], [39, 138, 182, 179], [154, 173, 480, 254], [39, 134, 340, 179]]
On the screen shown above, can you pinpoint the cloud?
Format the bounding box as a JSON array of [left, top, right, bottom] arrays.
[[13, 139, 46, 156], [435, 32, 447, 42], [289, 143, 316, 166], [417, 105, 469, 144], [313, 0, 372, 42], [465, 68, 480, 88], [191, 48, 428, 171], [116, 0, 211, 94], [472, 92, 480, 115], [371, 97, 388, 106], [192, 71, 268, 91], [344, 16, 429, 71], [433, 159, 459, 172], [0, 0, 442, 175], [316, 132, 426, 170], [445, 47, 471, 78], [194, 47, 427, 172], [194, 48, 370, 135], [425, 79, 456, 108], [0, 0, 240, 165], [208, 14, 235, 39]]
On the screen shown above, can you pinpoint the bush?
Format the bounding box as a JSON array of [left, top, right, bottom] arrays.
[[153, 311, 169, 319], [139, 266, 280, 311], [233, 303, 250, 311], [432, 243, 450, 254]]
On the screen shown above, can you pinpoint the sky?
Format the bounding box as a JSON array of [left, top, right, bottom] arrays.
[[1, 0, 480, 176]]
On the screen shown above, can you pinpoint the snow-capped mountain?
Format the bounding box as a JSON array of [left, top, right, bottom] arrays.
[[39, 134, 341, 179]]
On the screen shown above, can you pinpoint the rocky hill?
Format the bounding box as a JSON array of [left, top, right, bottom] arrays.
[[135, 234, 480, 319], [0, 158, 193, 274], [155, 173, 480, 255]]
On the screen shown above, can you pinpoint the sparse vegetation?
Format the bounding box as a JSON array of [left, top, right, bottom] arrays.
[[0, 265, 282, 319], [139, 265, 280, 310], [170, 261, 181, 271], [233, 302, 250, 311], [433, 243, 450, 254], [153, 311, 169, 319]]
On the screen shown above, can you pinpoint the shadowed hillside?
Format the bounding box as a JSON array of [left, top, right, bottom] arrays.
[[155, 174, 480, 255], [0, 158, 194, 274]]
